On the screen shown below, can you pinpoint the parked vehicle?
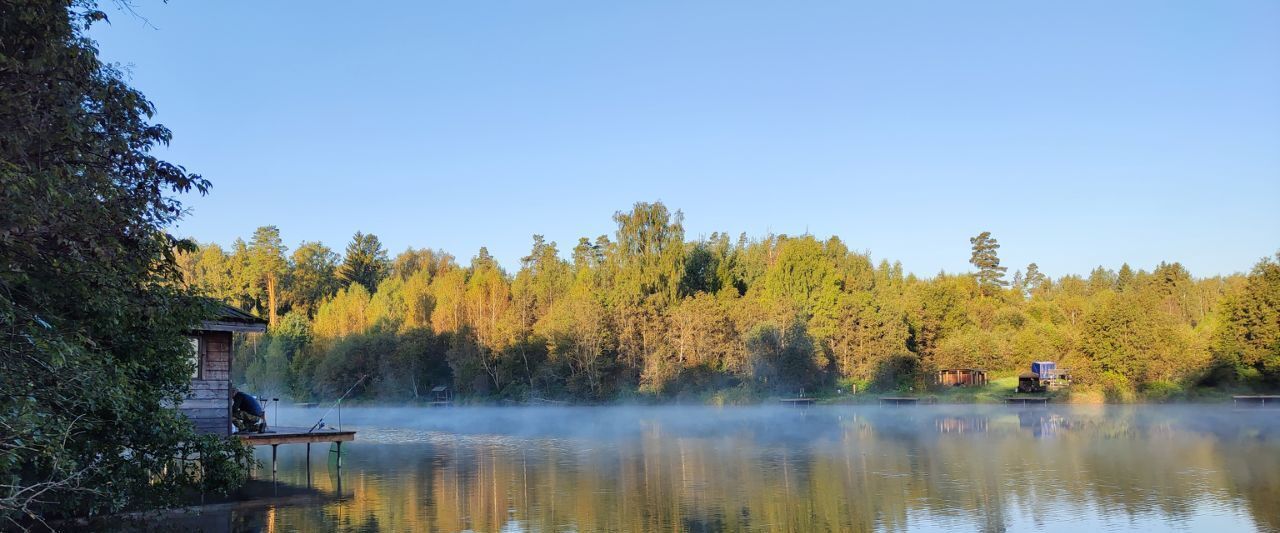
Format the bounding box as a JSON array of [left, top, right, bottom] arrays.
[[1016, 361, 1071, 392], [1017, 372, 1046, 393]]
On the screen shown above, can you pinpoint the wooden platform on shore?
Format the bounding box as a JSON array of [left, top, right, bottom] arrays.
[[879, 397, 920, 405], [779, 398, 817, 406], [1006, 397, 1049, 405], [236, 426, 356, 446], [1232, 395, 1280, 406]]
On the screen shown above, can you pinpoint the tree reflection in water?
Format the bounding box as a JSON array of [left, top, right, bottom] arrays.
[[158, 406, 1278, 532]]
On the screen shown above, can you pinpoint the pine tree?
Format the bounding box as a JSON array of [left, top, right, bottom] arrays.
[[1024, 262, 1047, 294], [339, 232, 389, 293], [1116, 263, 1135, 291], [968, 232, 1007, 293], [249, 226, 287, 326], [571, 237, 597, 271], [1213, 254, 1280, 384], [1088, 266, 1115, 294]]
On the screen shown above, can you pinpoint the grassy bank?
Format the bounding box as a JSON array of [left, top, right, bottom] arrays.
[[771, 373, 1256, 406]]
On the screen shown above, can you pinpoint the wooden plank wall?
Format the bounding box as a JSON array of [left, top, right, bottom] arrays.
[[181, 331, 232, 435]]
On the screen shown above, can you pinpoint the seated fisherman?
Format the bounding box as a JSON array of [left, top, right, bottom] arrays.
[[231, 387, 268, 433]]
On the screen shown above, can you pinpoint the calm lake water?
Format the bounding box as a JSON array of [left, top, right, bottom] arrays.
[[178, 405, 1278, 532]]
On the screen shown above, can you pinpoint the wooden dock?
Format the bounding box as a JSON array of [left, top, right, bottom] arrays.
[[879, 397, 920, 405], [1006, 397, 1049, 405], [779, 398, 816, 407], [237, 427, 356, 474], [1232, 395, 1280, 406], [236, 427, 355, 446]]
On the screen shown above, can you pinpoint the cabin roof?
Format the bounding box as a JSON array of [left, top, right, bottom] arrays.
[[199, 303, 268, 333], [431, 385, 450, 392]]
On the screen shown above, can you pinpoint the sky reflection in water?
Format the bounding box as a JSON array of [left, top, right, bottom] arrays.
[[179, 405, 1278, 532]]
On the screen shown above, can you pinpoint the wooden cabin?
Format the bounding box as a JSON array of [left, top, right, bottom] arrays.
[[181, 304, 267, 435], [937, 368, 988, 387], [430, 385, 454, 406]]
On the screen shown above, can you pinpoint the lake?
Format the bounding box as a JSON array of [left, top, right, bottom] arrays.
[[177, 405, 1278, 532]]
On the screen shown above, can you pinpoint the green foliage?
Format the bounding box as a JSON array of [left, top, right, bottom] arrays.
[[1024, 263, 1047, 296], [610, 202, 686, 307], [184, 205, 1272, 405], [1, 0, 247, 522], [745, 321, 821, 393], [870, 354, 921, 392], [1116, 263, 1135, 291], [286, 241, 341, 317], [1141, 380, 1185, 403], [244, 312, 312, 396], [339, 231, 390, 293], [313, 283, 372, 339], [1211, 254, 1280, 387], [248, 226, 287, 326], [535, 268, 612, 399], [313, 333, 393, 398], [391, 247, 454, 280], [969, 232, 1008, 293], [759, 236, 841, 320]]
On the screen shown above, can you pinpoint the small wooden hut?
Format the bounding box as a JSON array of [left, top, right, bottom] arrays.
[[937, 368, 988, 387], [181, 304, 267, 435], [430, 385, 454, 406]]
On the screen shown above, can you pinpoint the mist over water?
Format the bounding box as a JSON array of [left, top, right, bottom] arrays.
[[181, 405, 1279, 532]]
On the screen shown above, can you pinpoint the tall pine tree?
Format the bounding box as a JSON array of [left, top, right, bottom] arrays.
[[339, 231, 389, 293], [968, 232, 1007, 294], [1025, 262, 1047, 294], [249, 226, 287, 326]]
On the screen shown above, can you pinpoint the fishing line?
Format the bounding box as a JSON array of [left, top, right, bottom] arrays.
[[308, 374, 368, 433]]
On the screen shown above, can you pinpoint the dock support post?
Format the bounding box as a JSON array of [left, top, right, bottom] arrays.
[[335, 440, 343, 469], [271, 444, 278, 477], [305, 442, 312, 487]]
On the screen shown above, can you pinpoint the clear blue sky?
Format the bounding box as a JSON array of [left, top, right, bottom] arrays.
[[91, 1, 1279, 278]]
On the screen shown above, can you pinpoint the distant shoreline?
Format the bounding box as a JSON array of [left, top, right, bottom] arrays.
[[270, 391, 1276, 408]]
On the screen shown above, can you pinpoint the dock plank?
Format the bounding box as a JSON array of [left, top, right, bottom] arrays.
[[1233, 395, 1279, 406], [236, 426, 356, 446]]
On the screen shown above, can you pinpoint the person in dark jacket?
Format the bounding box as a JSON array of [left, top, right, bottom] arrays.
[[231, 387, 267, 433]]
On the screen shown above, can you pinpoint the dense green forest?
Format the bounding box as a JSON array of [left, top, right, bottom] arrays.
[[179, 203, 1279, 403], [1, 0, 248, 524]]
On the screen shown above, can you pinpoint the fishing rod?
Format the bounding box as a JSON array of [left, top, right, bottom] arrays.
[[308, 374, 368, 433]]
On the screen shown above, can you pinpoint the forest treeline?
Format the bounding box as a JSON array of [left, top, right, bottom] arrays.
[[179, 203, 1280, 403]]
